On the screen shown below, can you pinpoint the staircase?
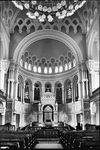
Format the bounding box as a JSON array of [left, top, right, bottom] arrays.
[[34, 139, 64, 149], [33, 128, 64, 150]]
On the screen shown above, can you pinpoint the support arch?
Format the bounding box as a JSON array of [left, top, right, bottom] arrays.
[[13, 30, 83, 65]]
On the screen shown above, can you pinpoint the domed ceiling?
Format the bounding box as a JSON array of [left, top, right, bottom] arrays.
[[24, 39, 71, 59], [20, 38, 76, 74]]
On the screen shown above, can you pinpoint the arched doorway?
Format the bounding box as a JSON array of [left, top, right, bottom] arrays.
[[43, 105, 53, 123]]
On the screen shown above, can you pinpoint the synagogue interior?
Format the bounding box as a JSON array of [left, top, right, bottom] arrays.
[[0, 0, 100, 149]]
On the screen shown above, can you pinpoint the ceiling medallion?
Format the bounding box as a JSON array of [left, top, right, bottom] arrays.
[[12, 0, 86, 22]]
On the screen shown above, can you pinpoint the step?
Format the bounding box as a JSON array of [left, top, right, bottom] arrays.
[[34, 143, 64, 149], [37, 138, 60, 144]]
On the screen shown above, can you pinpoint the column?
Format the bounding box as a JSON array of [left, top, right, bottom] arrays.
[[82, 80, 85, 99], [15, 81, 18, 100], [22, 82, 25, 103], [42, 82, 45, 95], [64, 88, 66, 103], [10, 80, 14, 99], [8, 61, 15, 100], [54, 102, 58, 123], [77, 64, 82, 100], [81, 63, 89, 99], [0, 59, 10, 91], [32, 84, 34, 102], [52, 86, 55, 96], [7, 79, 10, 98], [86, 60, 95, 96], [14, 64, 19, 100], [21, 85, 23, 102], [78, 81, 81, 100], [86, 80, 89, 98], [62, 85, 64, 104], [71, 82, 74, 103], [12, 113, 16, 126], [1, 102, 6, 125]]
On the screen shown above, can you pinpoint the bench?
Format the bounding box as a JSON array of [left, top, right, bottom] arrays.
[[59, 130, 100, 150], [0, 131, 37, 150]]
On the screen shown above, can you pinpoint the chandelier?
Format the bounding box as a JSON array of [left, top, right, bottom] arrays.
[[12, 0, 86, 22]]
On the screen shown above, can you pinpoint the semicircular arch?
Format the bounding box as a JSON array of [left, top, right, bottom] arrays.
[[88, 28, 98, 59], [13, 30, 83, 65]]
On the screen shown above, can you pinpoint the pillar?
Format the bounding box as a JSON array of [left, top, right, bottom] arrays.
[[54, 102, 58, 123], [62, 85, 64, 104], [81, 63, 89, 99], [42, 82, 45, 95], [71, 82, 74, 103], [10, 80, 14, 99], [77, 63, 90, 129], [86, 60, 95, 96], [32, 84, 34, 102], [22, 82, 25, 103], [14, 64, 19, 100], [77, 64, 82, 100], [0, 59, 10, 92], [52, 86, 55, 96], [8, 61, 15, 100]]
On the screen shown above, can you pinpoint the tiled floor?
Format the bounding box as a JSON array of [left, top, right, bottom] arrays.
[[34, 143, 64, 149]]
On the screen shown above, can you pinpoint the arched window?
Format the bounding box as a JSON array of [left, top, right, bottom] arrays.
[[24, 81, 30, 103], [55, 66, 58, 73], [33, 66, 37, 72], [45, 83, 52, 92], [17, 76, 23, 102], [28, 64, 31, 70], [38, 66, 41, 73], [55, 83, 62, 104], [68, 62, 71, 69], [25, 62, 28, 69], [20, 59, 23, 67], [65, 79, 72, 103], [44, 67, 47, 74], [49, 67, 52, 74], [34, 83, 41, 101], [73, 75, 78, 101], [59, 66, 63, 72], [65, 64, 68, 71], [67, 85, 72, 99], [73, 59, 76, 67]]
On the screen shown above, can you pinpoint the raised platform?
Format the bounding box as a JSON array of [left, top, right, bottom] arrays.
[[34, 143, 64, 149], [37, 138, 60, 143]]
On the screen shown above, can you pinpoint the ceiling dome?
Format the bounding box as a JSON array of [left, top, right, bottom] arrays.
[[20, 38, 76, 74]]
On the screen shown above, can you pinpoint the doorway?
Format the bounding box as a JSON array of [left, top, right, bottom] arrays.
[[43, 105, 53, 123]]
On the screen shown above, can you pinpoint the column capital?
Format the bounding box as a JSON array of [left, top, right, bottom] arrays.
[[0, 59, 10, 73], [86, 60, 95, 74], [8, 79, 15, 82]]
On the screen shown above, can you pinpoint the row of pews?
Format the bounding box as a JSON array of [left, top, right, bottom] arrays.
[[0, 130, 37, 150], [0, 124, 100, 150], [59, 129, 100, 150]]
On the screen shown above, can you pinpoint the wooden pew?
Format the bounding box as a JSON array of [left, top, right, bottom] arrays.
[[0, 138, 25, 150], [70, 131, 100, 150], [0, 130, 36, 150], [59, 130, 100, 150]]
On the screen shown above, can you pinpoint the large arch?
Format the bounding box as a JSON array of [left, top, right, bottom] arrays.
[[13, 30, 83, 64], [87, 28, 99, 59]]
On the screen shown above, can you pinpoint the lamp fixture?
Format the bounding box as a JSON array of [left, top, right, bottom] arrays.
[[12, 0, 86, 22]]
